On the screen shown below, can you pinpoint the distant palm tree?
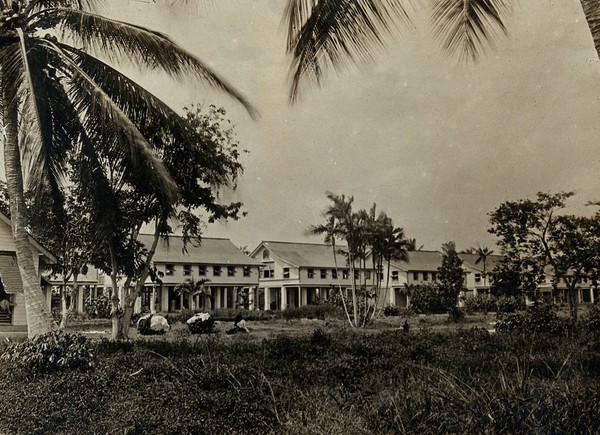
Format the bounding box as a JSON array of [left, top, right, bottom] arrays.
[[475, 246, 495, 288], [1, 0, 254, 337]]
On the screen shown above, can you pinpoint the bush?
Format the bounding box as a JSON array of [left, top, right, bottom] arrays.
[[408, 284, 447, 314], [0, 330, 95, 372], [495, 301, 570, 336], [383, 305, 401, 317], [580, 305, 600, 332], [496, 295, 524, 313], [464, 294, 497, 314], [84, 295, 111, 319], [447, 306, 465, 323]]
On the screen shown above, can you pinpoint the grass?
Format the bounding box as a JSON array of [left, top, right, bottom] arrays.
[[0, 309, 599, 434]]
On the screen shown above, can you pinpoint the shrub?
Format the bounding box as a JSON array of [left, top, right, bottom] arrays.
[[447, 306, 465, 323], [580, 305, 600, 332], [383, 305, 400, 317], [464, 294, 497, 314], [84, 295, 111, 319], [187, 316, 216, 334], [280, 304, 343, 321], [496, 295, 524, 313], [1, 330, 95, 372], [495, 301, 570, 336], [408, 284, 447, 314]]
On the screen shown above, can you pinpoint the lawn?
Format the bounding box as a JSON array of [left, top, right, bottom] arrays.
[[0, 308, 599, 434]]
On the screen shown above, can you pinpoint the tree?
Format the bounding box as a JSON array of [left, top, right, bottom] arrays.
[[0, 1, 254, 337], [437, 241, 464, 310], [284, 1, 600, 100], [80, 104, 245, 339], [488, 192, 600, 325], [308, 197, 353, 326], [475, 246, 495, 288]]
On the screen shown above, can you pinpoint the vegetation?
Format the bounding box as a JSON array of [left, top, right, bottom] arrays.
[[1, 322, 600, 433]]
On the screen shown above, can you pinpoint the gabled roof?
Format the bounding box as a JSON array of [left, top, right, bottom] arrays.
[[252, 241, 348, 269], [459, 253, 504, 272], [391, 250, 443, 272], [0, 212, 56, 263], [138, 234, 261, 266]]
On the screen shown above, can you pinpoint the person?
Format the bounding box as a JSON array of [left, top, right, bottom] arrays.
[[227, 313, 249, 334]]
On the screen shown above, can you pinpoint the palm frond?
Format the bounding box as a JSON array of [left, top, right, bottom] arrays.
[[581, 0, 600, 60], [26, 0, 100, 14], [430, 0, 510, 62], [285, 0, 412, 103], [45, 8, 258, 118], [40, 38, 179, 205]]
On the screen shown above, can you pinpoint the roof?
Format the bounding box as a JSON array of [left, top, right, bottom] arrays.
[[459, 253, 503, 272], [0, 212, 56, 263], [252, 241, 349, 268], [391, 250, 443, 272], [138, 234, 261, 266]]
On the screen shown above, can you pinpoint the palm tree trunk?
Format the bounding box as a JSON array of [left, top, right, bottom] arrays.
[[2, 83, 56, 337], [349, 255, 359, 327], [332, 242, 353, 327], [109, 246, 124, 339]]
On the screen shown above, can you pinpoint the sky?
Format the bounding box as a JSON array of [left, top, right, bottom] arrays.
[[106, 1, 600, 252]]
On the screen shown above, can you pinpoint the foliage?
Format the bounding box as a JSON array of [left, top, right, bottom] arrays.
[[447, 306, 465, 323], [407, 283, 447, 314], [1, 327, 600, 433], [0, 331, 94, 373], [495, 302, 570, 336], [437, 241, 465, 310], [580, 305, 600, 332], [464, 294, 498, 314], [84, 296, 112, 319], [187, 316, 216, 334], [383, 305, 401, 316]]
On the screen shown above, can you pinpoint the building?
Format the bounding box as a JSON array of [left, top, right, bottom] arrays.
[[46, 265, 103, 314], [0, 213, 55, 328], [133, 235, 261, 313], [251, 241, 376, 310]]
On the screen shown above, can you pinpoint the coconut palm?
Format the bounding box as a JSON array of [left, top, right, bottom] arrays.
[[284, 0, 600, 100], [475, 246, 495, 288], [1, 0, 254, 337]]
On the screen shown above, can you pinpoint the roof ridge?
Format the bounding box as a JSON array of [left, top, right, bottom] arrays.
[[138, 234, 231, 241], [263, 240, 346, 247]]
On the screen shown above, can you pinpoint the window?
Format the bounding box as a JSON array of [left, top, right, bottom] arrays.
[[262, 250, 270, 260], [307, 268, 315, 279], [166, 264, 175, 276], [227, 266, 236, 277], [320, 269, 327, 279], [354, 270, 360, 280], [263, 269, 274, 279], [391, 271, 399, 282], [198, 265, 207, 276], [243, 266, 251, 277], [213, 266, 222, 277], [332, 269, 338, 279], [283, 267, 290, 279], [423, 272, 429, 281], [431, 272, 437, 281], [365, 270, 371, 280], [412, 272, 419, 281], [343, 270, 349, 280], [183, 265, 192, 276], [475, 273, 481, 282]]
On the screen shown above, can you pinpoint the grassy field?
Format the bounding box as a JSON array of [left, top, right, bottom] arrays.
[[0, 308, 599, 434]]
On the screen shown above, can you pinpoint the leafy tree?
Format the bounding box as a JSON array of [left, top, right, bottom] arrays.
[[80, 105, 245, 339], [437, 241, 464, 311], [1, 1, 254, 338], [475, 246, 495, 288], [488, 192, 600, 325]]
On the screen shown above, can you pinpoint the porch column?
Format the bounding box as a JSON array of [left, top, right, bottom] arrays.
[[299, 287, 303, 306], [77, 287, 84, 313], [264, 287, 270, 311], [280, 287, 287, 310], [215, 287, 221, 309], [161, 287, 169, 312], [389, 288, 395, 306], [223, 287, 228, 309], [248, 287, 255, 311]]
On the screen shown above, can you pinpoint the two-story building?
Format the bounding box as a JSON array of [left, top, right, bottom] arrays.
[[133, 235, 262, 313], [251, 241, 376, 311], [46, 265, 103, 314], [0, 213, 55, 329]]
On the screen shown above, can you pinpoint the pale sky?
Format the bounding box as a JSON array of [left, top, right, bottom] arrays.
[[102, 1, 600, 251]]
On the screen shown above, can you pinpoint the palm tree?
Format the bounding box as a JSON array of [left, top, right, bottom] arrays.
[[475, 246, 495, 289], [308, 206, 353, 326], [283, 1, 600, 101], [1, 0, 254, 337]]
